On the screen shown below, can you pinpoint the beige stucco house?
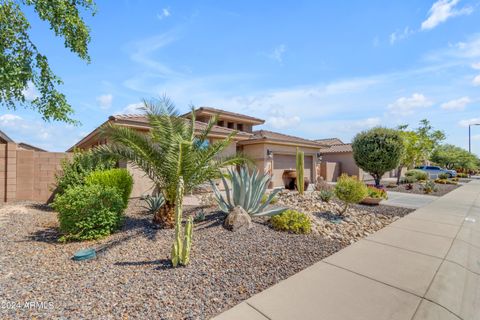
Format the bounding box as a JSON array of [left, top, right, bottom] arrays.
[[69, 107, 326, 197]]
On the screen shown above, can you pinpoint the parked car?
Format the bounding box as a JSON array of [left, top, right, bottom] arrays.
[[415, 166, 457, 178]]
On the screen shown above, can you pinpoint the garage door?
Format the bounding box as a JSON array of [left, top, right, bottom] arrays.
[[272, 154, 312, 188]]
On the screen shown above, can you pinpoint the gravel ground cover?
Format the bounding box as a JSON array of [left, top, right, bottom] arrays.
[[384, 182, 460, 196], [0, 200, 344, 320], [277, 191, 413, 244], [0, 194, 412, 319]]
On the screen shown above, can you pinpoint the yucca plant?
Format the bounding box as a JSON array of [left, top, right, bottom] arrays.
[[211, 166, 286, 216], [94, 96, 248, 228]]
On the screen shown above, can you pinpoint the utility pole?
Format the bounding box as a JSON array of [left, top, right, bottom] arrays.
[[469, 124, 480, 153]]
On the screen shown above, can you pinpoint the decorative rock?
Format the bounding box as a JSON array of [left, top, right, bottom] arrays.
[[223, 206, 252, 232], [276, 190, 413, 245]]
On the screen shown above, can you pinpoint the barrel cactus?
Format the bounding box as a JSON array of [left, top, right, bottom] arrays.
[[211, 166, 286, 216]]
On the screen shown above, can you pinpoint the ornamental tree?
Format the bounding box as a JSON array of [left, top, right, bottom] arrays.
[[352, 127, 404, 186], [0, 0, 96, 123], [431, 144, 479, 171]]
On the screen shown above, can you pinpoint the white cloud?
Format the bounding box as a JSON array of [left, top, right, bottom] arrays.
[[441, 96, 471, 110], [114, 102, 144, 115], [471, 62, 480, 69], [267, 44, 287, 63], [128, 31, 181, 79], [268, 115, 300, 129], [388, 93, 434, 116], [0, 113, 79, 150], [421, 0, 473, 30], [473, 74, 480, 86], [157, 8, 171, 20], [389, 27, 414, 45], [0, 114, 22, 125], [96, 94, 113, 109], [459, 118, 480, 127], [21, 82, 38, 101], [355, 117, 381, 128]]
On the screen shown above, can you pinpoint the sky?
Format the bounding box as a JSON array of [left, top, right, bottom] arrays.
[[1, 0, 480, 153]]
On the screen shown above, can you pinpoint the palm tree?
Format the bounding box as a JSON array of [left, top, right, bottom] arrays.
[[94, 97, 247, 228]]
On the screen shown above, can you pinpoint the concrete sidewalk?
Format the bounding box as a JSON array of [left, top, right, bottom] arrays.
[[383, 191, 437, 209], [214, 181, 480, 320]]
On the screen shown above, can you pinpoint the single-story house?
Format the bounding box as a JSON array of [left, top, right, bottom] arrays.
[[316, 138, 363, 181], [316, 137, 401, 182], [69, 107, 326, 197]]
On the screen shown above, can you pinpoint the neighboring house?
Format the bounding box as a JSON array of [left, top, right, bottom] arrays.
[[69, 107, 325, 197], [316, 138, 363, 181], [316, 137, 401, 182], [1, 130, 69, 203]]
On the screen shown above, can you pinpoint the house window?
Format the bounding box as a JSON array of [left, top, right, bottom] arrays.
[[217, 120, 224, 127], [227, 122, 234, 129], [237, 123, 244, 131]]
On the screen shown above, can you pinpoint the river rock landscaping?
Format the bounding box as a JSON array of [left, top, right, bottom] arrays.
[[0, 190, 413, 320], [276, 190, 413, 244], [384, 181, 461, 196]]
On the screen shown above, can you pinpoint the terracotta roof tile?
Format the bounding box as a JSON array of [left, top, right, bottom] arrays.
[[315, 137, 344, 146], [320, 143, 353, 153], [191, 107, 265, 123], [108, 114, 252, 137], [247, 130, 322, 147]]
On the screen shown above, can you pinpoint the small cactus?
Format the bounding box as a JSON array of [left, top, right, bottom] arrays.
[[296, 148, 305, 195], [171, 177, 193, 267]]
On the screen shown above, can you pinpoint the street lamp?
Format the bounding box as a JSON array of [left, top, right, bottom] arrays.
[[469, 123, 480, 153]]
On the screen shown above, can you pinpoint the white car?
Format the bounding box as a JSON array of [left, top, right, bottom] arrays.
[[415, 166, 457, 178]]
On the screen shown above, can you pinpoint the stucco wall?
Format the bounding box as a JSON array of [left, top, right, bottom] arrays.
[[242, 143, 319, 188], [321, 152, 363, 181], [319, 161, 341, 182]]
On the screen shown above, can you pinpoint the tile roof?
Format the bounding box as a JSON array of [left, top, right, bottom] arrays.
[[320, 143, 353, 153], [0, 130, 14, 143], [246, 130, 322, 147], [18, 142, 47, 152], [193, 106, 265, 124], [108, 114, 252, 137], [315, 137, 344, 146]]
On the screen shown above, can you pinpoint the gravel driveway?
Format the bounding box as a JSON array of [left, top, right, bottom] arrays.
[[0, 201, 344, 320]]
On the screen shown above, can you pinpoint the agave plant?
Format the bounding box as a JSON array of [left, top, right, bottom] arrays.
[[141, 194, 165, 214], [211, 166, 286, 216]]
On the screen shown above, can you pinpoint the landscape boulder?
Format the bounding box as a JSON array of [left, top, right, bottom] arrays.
[[224, 206, 252, 232]]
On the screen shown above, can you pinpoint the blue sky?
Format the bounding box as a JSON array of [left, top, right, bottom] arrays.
[[1, 0, 480, 153]]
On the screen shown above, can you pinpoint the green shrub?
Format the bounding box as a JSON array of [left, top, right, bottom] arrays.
[[270, 210, 311, 234], [405, 169, 428, 181], [85, 168, 133, 208], [261, 193, 278, 205], [457, 173, 468, 178], [52, 184, 124, 241], [400, 176, 417, 184], [366, 186, 388, 199], [318, 189, 334, 202], [334, 175, 368, 215], [352, 127, 404, 186], [438, 172, 449, 180], [423, 180, 438, 194], [55, 150, 116, 195]]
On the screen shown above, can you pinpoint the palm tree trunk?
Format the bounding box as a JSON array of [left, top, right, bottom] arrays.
[[153, 201, 176, 228]]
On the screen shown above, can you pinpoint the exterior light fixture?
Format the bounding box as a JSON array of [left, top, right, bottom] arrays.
[[267, 149, 273, 158], [316, 152, 323, 161]]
